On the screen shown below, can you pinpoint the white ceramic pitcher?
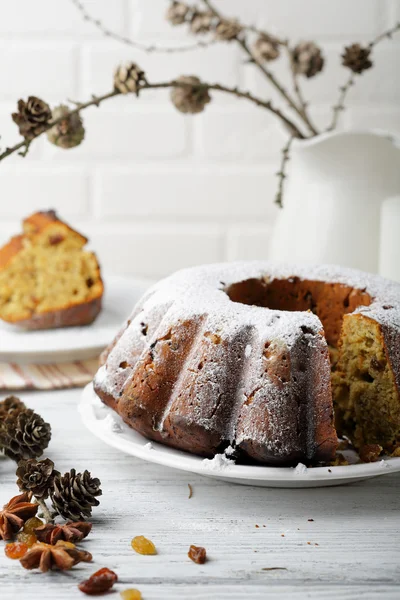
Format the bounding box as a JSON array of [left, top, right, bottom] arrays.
[[269, 131, 400, 280]]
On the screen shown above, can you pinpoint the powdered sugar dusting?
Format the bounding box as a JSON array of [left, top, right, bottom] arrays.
[[202, 453, 235, 471], [294, 463, 308, 475], [93, 261, 400, 465]]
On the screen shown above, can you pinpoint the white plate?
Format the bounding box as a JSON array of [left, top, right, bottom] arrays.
[[0, 276, 152, 364], [79, 384, 400, 488]]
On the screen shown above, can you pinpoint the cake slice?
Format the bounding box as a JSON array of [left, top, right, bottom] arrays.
[[0, 210, 103, 329]]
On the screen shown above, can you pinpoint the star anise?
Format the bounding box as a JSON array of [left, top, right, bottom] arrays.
[[0, 491, 38, 540], [35, 521, 92, 545], [20, 540, 92, 572]]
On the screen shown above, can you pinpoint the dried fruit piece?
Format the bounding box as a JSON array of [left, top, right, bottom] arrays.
[[5, 541, 29, 559], [120, 590, 142, 600], [17, 531, 37, 547], [23, 516, 43, 534], [131, 535, 157, 555], [188, 545, 206, 564], [359, 444, 383, 463], [78, 567, 118, 595]]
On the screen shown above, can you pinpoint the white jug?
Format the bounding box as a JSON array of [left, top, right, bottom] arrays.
[[269, 131, 400, 280]]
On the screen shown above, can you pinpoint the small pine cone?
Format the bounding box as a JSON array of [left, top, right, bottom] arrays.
[[12, 96, 52, 140], [342, 43, 373, 74], [292, 41, 324, 78], [190, 11, 214, 35], [0, 409, 51, 462], [114, 62, 146, 96], [16, 458, 59, 499], [252, 35, 280, 63], [171, 76, 211, 114], [214, 18, 242, 42], [166, 1, 189, 25], [47, 105, 85, 149], [50, 469, 102, 521], [0, 396, 26, 421]]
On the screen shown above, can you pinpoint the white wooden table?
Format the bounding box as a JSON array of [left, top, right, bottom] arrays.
[[1, 388, 399, 599]]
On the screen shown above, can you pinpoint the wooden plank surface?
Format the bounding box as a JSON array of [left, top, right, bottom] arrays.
[[0, 388, 399, 599]]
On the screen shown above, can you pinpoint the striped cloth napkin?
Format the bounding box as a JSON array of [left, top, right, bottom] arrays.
[[0, 359, 99, 391]]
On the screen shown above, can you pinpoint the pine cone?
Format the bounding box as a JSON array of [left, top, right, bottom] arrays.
[[292, 42, 324, 78], [171, 76, 211, 114], [46, 105, 85, 149], [342, 43, 373, 74], [12, 96, 52, 140], [0, 491, 38, 541], [20, 540, 92, 572], [50, 469, 102, 521], [0, 396, 26, 421], [190, 11, 214, 35], [16, 458, 59, 499], [214, 18, 242, 41], [114, 62, 145, 96], [252, 35, 280, 62], [166, 1, 189, 25], [0, 409, 51, 462]]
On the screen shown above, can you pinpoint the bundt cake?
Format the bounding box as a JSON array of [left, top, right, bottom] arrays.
[[0, 210, 103, 330], [94, 262, 400, 466]]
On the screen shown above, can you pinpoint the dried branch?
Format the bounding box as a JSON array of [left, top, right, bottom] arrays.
[[285, 46, 319, 136], [70, 0, 217, 53], [202, 0, 313, 137], [328, 21, 400, 131], [0, 80, 306, 163], [275, 136, 293, 208]]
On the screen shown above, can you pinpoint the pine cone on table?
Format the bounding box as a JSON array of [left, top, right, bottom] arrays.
[[171, 75, 211, 114], [46, 105, 85, 149], [342, 43, 373, 74], [12, 96, 52, 140], [16, 458, 59, 499], [0, 409, 51, 462], [252, 35, 280, 62], [0, 396, 26, 421], [292, 41, 324, 78], [166, 1, 189, 25], [114, 62, 146, 96], [50, 469, 102, 521]]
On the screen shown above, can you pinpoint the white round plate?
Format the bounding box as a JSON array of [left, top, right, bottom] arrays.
[[0, 275, 152, 364], [79, 384, 400, 488]]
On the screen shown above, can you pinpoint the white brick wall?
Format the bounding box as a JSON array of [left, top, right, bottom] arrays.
[[0, 0, 399, 278]]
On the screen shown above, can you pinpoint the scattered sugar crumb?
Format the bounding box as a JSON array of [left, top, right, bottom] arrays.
[[245, 344, 252, 358], [202, 453, 235, 471], [255, 525, 259, 528], [99, 413, 123, 433], [224, 445, 236, 457], [379, 459, 390, 468], [144, 442, 154, 450], [294, 463, 308, 475]]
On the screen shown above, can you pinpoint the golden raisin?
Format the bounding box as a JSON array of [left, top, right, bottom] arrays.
[[56, 540, 76, 549], [23, 517, 43, 534], [5, 542, 29, 559], [131, 536, 157, 555], [17, 532, 37, 547], [120, 590, 142, 600], [188, 545, 206, 564]]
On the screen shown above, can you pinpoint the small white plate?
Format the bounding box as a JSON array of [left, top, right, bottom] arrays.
[[0, 275, 152, 364], [79, 384, 400, 488]]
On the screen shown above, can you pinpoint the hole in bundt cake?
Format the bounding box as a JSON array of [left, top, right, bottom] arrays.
[[224, 276, 400, 454], [224, 277, 372, 347], [119, 361, 129, 369]]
